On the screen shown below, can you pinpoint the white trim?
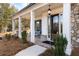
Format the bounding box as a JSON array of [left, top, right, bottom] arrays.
[[59, 13, 62, 35]]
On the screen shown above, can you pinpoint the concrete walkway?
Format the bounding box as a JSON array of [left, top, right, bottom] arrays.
[[15, 45, 47, 56]]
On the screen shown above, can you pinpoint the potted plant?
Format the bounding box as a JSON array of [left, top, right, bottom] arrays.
[[53, 34, 68, 56]]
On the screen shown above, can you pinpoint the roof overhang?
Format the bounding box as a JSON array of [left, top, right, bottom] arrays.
[[12, 3, 63, 20], [12, 3, 48, 19]]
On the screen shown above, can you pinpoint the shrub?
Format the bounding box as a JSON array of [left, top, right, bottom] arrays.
[[21, 30, 27, 43], [5, 34, 11, 40], [53, 34, 68, 56]]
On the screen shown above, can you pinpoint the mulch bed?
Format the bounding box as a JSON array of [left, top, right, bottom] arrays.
[[40, 47, 79, 56], [71, 47, 79, 56], [0, 39, 32, 56], [1, 38, 79, 56]]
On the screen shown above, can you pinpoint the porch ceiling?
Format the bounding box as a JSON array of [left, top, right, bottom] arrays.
[[34, 3, 63, 19], [17, 3, 63, 20]]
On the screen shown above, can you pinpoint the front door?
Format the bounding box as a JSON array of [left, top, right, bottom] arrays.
[[51, 14, 59, 34], [51, 14, 63, 38]]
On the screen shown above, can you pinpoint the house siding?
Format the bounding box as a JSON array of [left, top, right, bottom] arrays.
[[42, 15, 48, 35]]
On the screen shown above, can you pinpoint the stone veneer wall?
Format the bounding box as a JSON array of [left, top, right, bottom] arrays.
[[71, 4, 79, 47]]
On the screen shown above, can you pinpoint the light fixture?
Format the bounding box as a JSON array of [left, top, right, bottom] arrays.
[[36, 21, 40, 24], [48, 4, 51, 15]]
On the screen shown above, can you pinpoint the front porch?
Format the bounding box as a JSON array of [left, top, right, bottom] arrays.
[[12, 3, 71, 55]]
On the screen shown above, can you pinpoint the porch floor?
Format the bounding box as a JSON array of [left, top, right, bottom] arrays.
[[27, 33, 52, 48], [34, 36, 52, 48]]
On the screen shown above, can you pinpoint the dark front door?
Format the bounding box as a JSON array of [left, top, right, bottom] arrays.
[[51, 14, 59, 38], [35, 20, 41, 36]]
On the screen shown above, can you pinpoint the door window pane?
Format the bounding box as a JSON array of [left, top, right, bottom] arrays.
[[52, 16, 59, 34]]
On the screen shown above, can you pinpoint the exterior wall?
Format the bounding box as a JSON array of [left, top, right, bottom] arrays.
[[42, 15, 48, 35], [41, 7, 63, 36], [71, 4, 79, 47]]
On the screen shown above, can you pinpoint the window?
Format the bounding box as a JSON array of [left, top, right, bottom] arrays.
[[35, 20, 41, 36]]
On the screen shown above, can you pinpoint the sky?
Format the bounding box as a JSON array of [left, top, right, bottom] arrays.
[[11, 3, 29, 11]]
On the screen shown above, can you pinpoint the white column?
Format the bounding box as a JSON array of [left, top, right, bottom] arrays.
[[30, 11, 35, 43], [18, 16, 22, 39], [63, 3, 72, 55], [12, 19, 15, 32]]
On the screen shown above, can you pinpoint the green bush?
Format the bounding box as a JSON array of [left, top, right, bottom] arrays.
[[53, 34, 68, 56], [5, 34, 11, 40], [21, 30, 27, 43]]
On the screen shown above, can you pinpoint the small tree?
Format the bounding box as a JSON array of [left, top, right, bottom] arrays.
[[0, 3, 17, 32], [5, 34, 11, 40], [54, 34, 68, 56], [21, 30, 27, 43]]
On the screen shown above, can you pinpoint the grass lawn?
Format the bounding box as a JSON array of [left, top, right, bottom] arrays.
[[0, 39, 32, 56]]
